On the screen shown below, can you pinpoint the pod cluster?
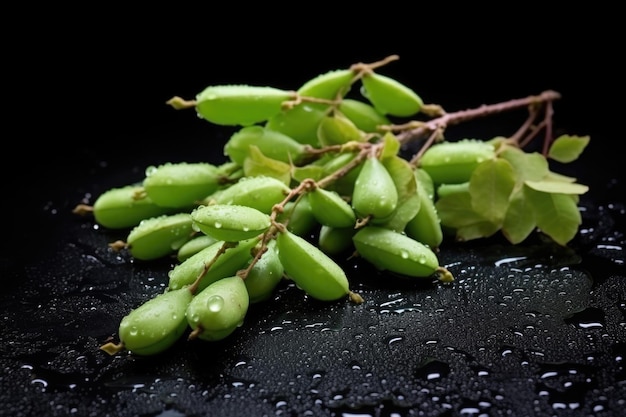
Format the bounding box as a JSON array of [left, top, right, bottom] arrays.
[[86, 56, 589, 357]]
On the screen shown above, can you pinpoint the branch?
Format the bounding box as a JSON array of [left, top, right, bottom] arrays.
[[396, 90, 562, 145]]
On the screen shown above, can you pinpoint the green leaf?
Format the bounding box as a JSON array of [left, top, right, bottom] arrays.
[[524, 186, 582, 245], [456, 221, 501, 242], [499, 146, 549, 183], [380, 132, 401, 160], [377, 193, 421, 232], [469, 158, 516, 224], [436, 191, 487, 229], [291, 164, 325, 183], [502, 189, 536, 244], [524, 180, 589, 195], [548, 135, 590, 163], [243, 146, 291, 185], [544, 170, 578, 183]]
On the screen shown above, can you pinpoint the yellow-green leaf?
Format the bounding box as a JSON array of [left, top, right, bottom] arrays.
[[524, 186, 582, 246], [548, 135, 590, 163], [502, 189, 536, 244], [524, 180, 589, 195], [469, 158, 516, 224], [243, 146, 291, 185]]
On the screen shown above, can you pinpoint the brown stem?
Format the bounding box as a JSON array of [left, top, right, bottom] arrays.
[[166, 96, 197, 110], [542, 99, 555, 156], [408, 128, 443, 168], [72, 204, 93, 216], [396, 90, 562, 146], [188, 241, 236, 294]]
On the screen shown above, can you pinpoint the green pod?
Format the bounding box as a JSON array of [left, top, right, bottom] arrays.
[[118, 287, 193, 356], [404, 184, 443, 250], [360, 72, 423, 117], [143, 162, 221, 208], [186, 276, 249, 341], [168, 237, 258, 292], [212, 175, 291, 214], [321, 151, 363, 196], [352, 156, 399, 219], [352, 226, 439, 278], [224, 126, 308, 166], [126, 213, 194, 261], [277, 198, 319, 237], [297, 69, 354, 100], [338, 99, 390, 133], [318, 225, 356, 255], [418, 139, 496, 184], [276, 229, 350, 301], [244, 240, 284, 303], [177, 234, 219, 262], [92, 184, 174, 229], [307, 187, 356, 228], [191, 204, 271, 242], [317, 114, 364, 146], [195, 85, 296, 126], [265, 104, 327, 146], [437, 182, 470, 198]]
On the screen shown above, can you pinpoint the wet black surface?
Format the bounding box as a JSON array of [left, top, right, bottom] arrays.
[[1, 162, 624, 417], [3, 13, 624, 417]]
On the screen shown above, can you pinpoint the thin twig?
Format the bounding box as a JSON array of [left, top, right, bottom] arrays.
[[396, 90, 562, 146]]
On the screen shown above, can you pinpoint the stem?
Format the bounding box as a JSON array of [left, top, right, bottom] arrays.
[[188, 241, 236, 295], [396, 90, 562, 146]]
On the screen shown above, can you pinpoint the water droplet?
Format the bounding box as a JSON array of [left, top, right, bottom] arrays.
[[207, 295, 224, 312], [214, 222, 222, 229], [564, 307, 605, 329], [414, 358, 450, 381], [145, 165, 157, 176]]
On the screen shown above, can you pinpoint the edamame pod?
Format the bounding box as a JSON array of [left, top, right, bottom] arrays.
[[186, 276, 249, 341], [418, 139, 496, 184], [177, 234, 219, 262], [244, 240, 284, 303], [297, 69, 354, 100], [404, 183, 443, 250], [168, 237, 258, 291], [115, 287, 192, 356], [143, 162, 221, 208], [276, 229, 350, 301], [352, 156, 398, 219], [126, 213, 194, 261], [224, 126, 308, 165], [321, 151, 363, 196], [338, 99, 390, 133], [265, 104, 327, 146], [211, 176, 291, 214], [195, 85, 296, 126], [191, 204, 271, 242], [91, 185, 174, 229], [317, 114, 363, 146], [307, 187, 356, 228], [318, 225, 356, 255], [436, 182, 470, 198], [353, 226, 439, 278], [360, 72, 423, 117], [276, 198, 319, 237]]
